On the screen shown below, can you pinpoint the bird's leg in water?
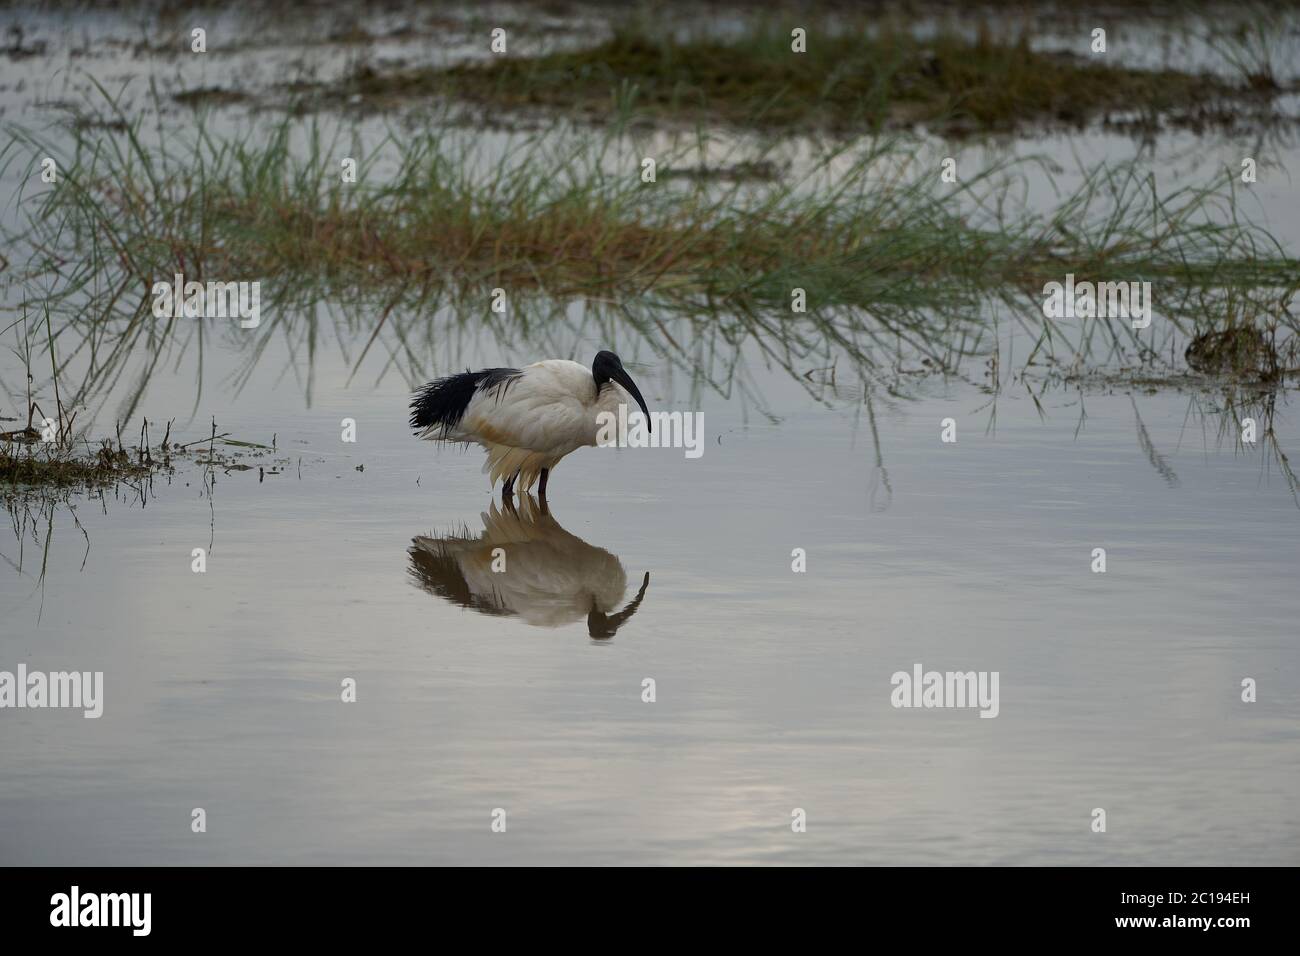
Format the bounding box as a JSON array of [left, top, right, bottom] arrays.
[[502, 471, 516, 499], [538, 468, 549, 500]]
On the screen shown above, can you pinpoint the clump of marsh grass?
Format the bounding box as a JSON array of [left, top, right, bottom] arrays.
[[0, 439, 148, 490], [7, 87, 1295, 313], [1, 413, 283, 495], [2, 83, 1297, 420], [1205, 9, 1294, 93], [0, 303, 280, 490], [304, 18, 1287, 134], [1184, 326, 1300, 379]]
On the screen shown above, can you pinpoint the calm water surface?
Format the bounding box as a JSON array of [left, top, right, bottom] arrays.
[[3, 322, 1298, 865]]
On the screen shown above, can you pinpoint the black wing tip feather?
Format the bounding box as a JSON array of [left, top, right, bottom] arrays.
[[409, 367, 522, 433]]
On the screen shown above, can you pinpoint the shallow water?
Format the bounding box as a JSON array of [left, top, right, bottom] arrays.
[[3, 315, 1298, 865], [2, 3, 1299, 865]]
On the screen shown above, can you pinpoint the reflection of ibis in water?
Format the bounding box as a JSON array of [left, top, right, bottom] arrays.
[[408, 495, 650, 638]]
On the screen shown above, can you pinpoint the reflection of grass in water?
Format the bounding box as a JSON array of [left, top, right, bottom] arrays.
[[312, 20, 1285, 134], [1213, 387, 1300, 508], [1169, 380, 1300, 508], [2, 492, 89, 617]]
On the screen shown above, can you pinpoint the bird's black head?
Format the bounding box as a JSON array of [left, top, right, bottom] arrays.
[[591, 351, 623, 387], [592, 350, 651, 430]]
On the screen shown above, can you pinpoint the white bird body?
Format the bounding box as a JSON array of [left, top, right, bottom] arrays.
[[410, 351, 650, 496], [453, 360, 622, 491]]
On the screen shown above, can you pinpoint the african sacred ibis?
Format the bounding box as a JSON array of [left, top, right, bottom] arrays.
[[409, 351, 651, 497], [408, 493, 651, 637]]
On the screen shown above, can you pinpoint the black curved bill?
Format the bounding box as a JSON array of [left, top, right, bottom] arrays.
[[612, 366, 651, 432], [589, 572, 651, 639]]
